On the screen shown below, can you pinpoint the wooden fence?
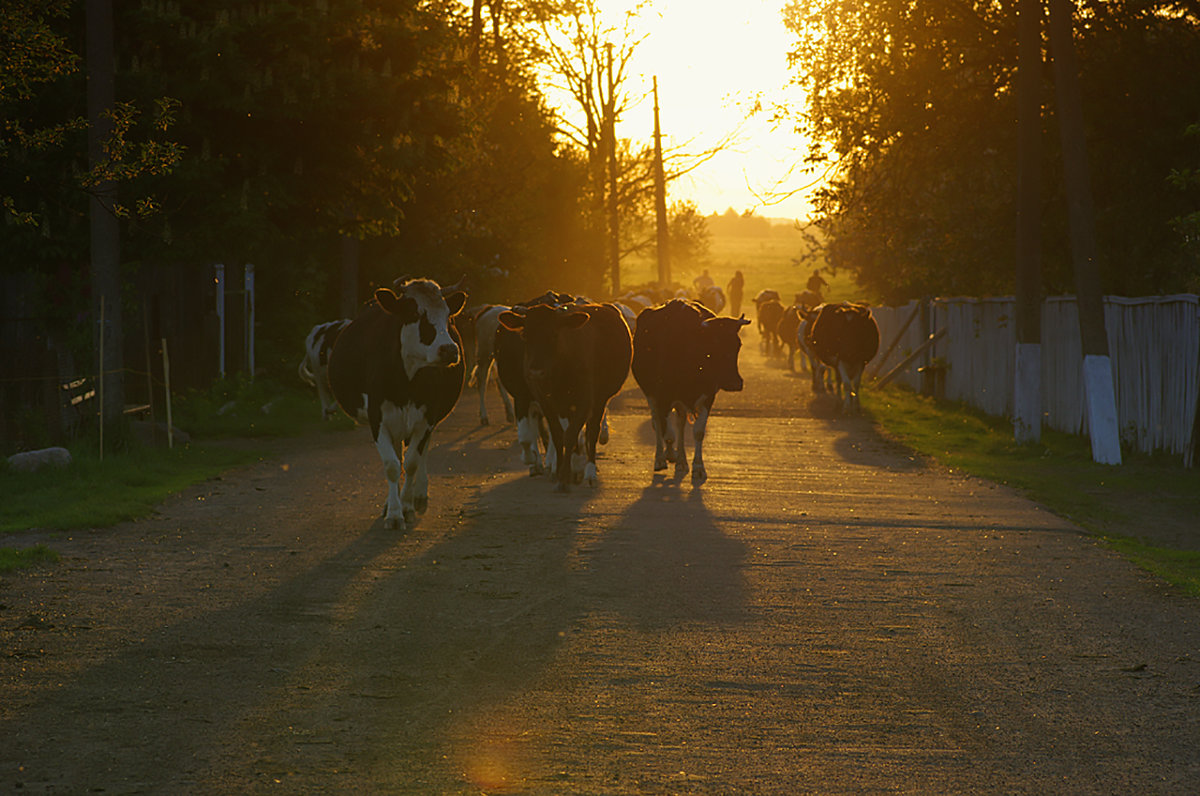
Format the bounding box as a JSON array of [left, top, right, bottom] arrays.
[[871, 295, 1200, 465]]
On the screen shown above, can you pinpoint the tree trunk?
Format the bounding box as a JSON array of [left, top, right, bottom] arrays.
[[1047, 0, 1121, 465], [1013, 0, 1043, 444]]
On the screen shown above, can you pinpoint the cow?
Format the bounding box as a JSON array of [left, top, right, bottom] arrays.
[[631, 298, 751, 485], [494, 291, 578, 474], [756, 297, 784, 354], [497, 302, 632, 491], [327, 277, 468, 530], [465, 304, 516, 426], [803, 301, 880, 413], [776, 304, 804, 371], [798, 307, 833, 394], [698, 284, 726, 315], [299, 319, 351, 419]]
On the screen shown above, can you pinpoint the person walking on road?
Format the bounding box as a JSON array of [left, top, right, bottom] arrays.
[[726, 270, 745, 317]]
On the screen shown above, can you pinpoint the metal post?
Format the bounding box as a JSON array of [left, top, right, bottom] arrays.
[[244, 263, 255, 380], [162, 337, 173, 449], [214, 263, 226, 378]]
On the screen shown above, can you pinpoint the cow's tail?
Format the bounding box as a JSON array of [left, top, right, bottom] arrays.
[[298, 356, 316, 386]]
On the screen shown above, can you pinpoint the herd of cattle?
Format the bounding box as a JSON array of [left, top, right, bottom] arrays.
[[298, 276, 879, 530]]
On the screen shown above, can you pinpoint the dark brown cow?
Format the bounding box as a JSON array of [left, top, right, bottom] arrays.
[[498, 302, 632, 491], [756, 297, 785, 354], [803, 301, 880, 413], [494, 291, 578, 473], [327, 278, 467, 529], [776, 305, 803, 371], [631, 298, 751, 484]]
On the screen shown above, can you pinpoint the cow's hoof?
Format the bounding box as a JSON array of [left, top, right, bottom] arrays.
[[554, 481, 570, 493], [382, 514, 405, 531], [674, 463, 689, 481], [691, 468, 708, 486], [654, 458, 668, 471], [584, 463, 598, 486], [480, 417, 489, 426], [413, 495, 428, 514], [402, 508, 416, 525]]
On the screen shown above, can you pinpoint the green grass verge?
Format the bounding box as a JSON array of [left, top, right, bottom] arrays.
[[868, 386, 1200, 596], [1, 443, 264, 535], [0, 544, 60, 574]]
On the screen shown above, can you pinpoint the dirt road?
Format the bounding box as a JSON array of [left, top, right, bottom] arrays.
[[3, 339, 1199, 794]]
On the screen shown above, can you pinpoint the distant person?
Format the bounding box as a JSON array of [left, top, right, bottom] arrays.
[[726, 270, 745, 316], [693, 269, 714, 292], [807, 268, 829, 296]]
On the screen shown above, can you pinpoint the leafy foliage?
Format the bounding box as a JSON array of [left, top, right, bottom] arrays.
[[784, 0, 1200, 302]]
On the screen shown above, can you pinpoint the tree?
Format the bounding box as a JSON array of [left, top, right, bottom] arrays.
[[783, 0, 1200, 302]]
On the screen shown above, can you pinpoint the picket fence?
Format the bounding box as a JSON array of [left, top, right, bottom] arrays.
[[870, 295, 1200, 466]]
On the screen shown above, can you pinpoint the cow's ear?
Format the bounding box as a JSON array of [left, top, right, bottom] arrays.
[[497, 310, 525, 333], [375, 288, 418, 322], [737, 314, 751, 327], [563, 312, 590, 330], [444, 291, 468, 317], [375, 287, 401, 312]]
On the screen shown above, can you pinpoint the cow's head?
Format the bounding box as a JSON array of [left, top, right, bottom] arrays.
[[498, 304, 589, 388], [375, 278, 467, 378], [700, 314, 752, 392]]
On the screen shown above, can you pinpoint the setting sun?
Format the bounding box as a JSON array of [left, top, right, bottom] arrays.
[[548, 0, 815, 220]]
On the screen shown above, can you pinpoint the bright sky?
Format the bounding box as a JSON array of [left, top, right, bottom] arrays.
[[607, 0, 815, 221]]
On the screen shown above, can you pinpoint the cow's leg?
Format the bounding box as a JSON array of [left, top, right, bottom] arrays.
[[402, 422, 434, 519], [544, 414, 572, 492], [373, 427, 407, 531], [516, 399, 545, 474], [571, 419, 588, 483], [672, 406, 690, 481], [473, 357, 490, 425], [648, 399, 670, 472], [691, 400, 711, 485], [315, 370, 338, 419], [493, 361, 516, 422], [582, 407, 605, 486]]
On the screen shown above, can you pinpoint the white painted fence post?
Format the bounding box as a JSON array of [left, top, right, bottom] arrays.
[[1084, 354, 1122, 465]]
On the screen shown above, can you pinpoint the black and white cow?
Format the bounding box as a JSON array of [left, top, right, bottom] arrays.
[[498, 302, 632, 492], [631, 298, 750, 485], [327, 278, 468, 530], [299, 318, 352, 419], [803, 301, 880, 413]]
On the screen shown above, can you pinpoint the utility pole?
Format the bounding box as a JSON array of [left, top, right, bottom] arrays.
[[87, 0, 123, 429], [1013, 0, 1043, 444], [605, 42, 620, 296], [652, 77, 670, 287], [1047, 0, 1121, 464]]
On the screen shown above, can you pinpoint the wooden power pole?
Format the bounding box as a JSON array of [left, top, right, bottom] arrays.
[[1047, 0, 1121, 464], [653, 77, 670, 287]]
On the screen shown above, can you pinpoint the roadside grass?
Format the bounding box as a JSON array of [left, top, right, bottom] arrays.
[[0, 544, 60, 574], [1, 376, 351, 571], [0, 443, 263, 536], [867, 386, 1200, 596]]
